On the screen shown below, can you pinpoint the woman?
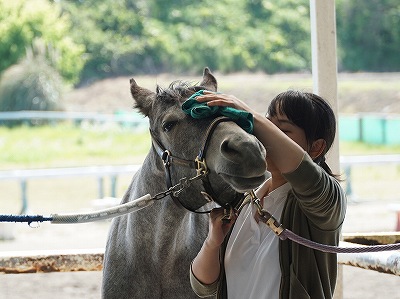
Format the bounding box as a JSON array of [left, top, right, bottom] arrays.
[[190, 90, 347, 299]]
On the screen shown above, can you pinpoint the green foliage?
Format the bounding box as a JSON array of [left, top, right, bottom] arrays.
[[0, 55, 64, 125], [59, 0, 311, 83], [2, 0, 399, 86], [0, 0, 85, 84], [59, 0, 152, 81], [336, 0, 400, 71]]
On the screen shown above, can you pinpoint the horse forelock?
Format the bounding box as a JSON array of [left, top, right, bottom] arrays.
[[156, 80, 203, 104]]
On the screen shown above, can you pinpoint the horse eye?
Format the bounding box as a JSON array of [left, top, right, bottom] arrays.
[[162, 121, 176, 132]]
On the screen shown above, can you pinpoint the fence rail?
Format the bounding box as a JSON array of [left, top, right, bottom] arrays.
[[0, 165, 141, 180], [2, 154, 400, 214], [0, 110, 148, 125], [340, 154, 400, 201], [340, 154, 400, 165], [0, 165, 141, 214]]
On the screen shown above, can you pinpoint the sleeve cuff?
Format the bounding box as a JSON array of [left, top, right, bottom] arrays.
[[189, 261, 219, 298]]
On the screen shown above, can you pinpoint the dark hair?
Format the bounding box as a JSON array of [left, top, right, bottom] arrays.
[[267, 90, 338, 178]]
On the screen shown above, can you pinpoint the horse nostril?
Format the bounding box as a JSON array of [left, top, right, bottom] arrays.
[[221, 139, 241, 162]]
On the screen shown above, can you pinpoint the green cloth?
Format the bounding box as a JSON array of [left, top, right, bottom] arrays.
[[182, 90, 254, 134]]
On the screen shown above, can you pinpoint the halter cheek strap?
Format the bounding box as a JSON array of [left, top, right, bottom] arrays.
[[150, 116, 232, 212], [151, 136, 199, 211]]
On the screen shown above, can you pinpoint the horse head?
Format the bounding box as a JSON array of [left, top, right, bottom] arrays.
[[130, 67, 268, 212]]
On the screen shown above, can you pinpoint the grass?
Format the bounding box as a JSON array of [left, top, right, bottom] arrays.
[[339, 141, 400, 155], [0, 123, 151, 169], [1, 123, 399, 170]]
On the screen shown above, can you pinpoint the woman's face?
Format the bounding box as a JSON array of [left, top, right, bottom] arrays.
[[263, 111, 309, 174], [268, 111, 309, 151]]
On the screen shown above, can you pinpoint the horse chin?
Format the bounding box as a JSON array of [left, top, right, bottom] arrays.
[[219, 173, 268, 193]]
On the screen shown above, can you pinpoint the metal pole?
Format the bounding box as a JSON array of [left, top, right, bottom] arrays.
[[309, 1, 342, 298]]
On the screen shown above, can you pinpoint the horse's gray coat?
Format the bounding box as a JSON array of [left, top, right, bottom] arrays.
[[102, 68, 268, 298]]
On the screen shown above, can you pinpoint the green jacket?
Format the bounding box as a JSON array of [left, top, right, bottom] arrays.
[[190, 154, 347, 299]]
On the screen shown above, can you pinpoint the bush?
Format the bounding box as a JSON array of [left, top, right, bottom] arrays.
[[0, 56, 64, 126]]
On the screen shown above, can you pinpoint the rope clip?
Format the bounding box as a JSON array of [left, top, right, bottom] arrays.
[[258, 210, 285, 237], [248, 189, 285, 237]]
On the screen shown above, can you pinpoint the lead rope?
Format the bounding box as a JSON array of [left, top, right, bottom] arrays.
[[0, 194, 153, 225], [0, 172, 206, 225], [246, 190, 400, 253]]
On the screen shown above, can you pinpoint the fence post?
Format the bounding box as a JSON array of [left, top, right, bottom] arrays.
[[98, 177, 104, 199], [344, 166, 353, 199], [110, 175, 117, 198], [20, 179, 28, 214]]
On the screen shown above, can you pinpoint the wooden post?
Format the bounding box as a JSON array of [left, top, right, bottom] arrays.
[[309, 1, 342, 298]]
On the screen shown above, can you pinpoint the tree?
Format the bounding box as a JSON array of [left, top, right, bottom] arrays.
[[336, 0, 400, 71], [0, 0, 85, 84], [59, 0, 311, 82]]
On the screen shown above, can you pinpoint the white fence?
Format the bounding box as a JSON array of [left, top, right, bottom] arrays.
[[1, 154, 399, 214], [340, 154, 400, 200], [0, 111, 148, 127], [0, 165, 141, 214]]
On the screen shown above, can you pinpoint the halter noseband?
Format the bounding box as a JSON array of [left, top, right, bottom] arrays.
[[150, 116, 231, 213]]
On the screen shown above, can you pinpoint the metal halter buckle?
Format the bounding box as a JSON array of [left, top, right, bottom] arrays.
[[195, 156, 208, 176], [248, 190, 284, 236]]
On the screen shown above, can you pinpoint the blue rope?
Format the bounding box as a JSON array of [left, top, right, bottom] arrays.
[[0, 215, 53, 225]]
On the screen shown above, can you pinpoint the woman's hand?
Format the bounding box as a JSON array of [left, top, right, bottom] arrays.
[[191, 207, 237, 285], [196, 91, 256, 115], [206, 207, 237, 249]]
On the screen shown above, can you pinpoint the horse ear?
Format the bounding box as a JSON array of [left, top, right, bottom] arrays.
[[130, 78, 155, 117], [199, 67, 218, 92]]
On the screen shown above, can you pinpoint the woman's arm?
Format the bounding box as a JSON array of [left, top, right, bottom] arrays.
[[191, 208, 236, 285], [196, 92, 305, 174], [283, 154, 347, 230]]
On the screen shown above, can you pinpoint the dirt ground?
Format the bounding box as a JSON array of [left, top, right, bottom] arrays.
[[1, 199, 399, 299], [63, 72, 400, 115]]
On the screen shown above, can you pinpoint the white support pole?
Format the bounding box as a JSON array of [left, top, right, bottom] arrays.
[[309, 1, 342, 299], [310, 0, 340, 173]]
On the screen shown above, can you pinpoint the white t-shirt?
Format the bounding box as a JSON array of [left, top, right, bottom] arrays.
[[224, 182, 291, 299]]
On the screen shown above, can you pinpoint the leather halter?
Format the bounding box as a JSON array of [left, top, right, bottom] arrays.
[[150, 116, 232, 213]]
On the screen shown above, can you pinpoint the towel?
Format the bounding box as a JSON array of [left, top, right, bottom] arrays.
[[182, 90, 254, 134]]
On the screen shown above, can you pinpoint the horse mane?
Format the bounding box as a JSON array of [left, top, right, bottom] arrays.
[[156, 80, 203, 104]]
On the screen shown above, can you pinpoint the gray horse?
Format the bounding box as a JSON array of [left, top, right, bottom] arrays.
[[102, 68, 267, 298]]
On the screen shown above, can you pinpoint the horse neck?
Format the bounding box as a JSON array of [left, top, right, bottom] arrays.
[[128, 146, 169, 197]]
